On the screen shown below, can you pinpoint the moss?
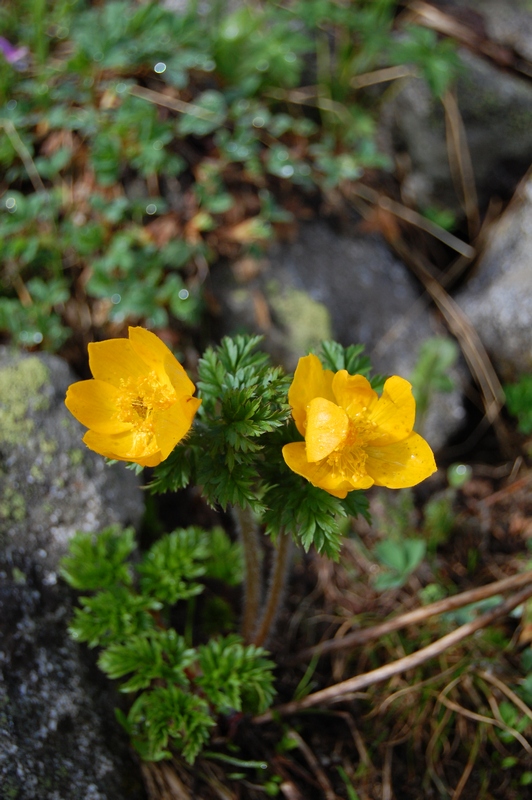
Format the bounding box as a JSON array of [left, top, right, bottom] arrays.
[[0, 486, 26, 522], [68, 448, 84, 466], [268, 285, 332, 357], [0, 357, 50, 446], [30, 463, 45, 483]]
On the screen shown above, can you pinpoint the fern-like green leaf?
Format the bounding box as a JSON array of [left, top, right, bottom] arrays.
[[60, 526, 135, 590]]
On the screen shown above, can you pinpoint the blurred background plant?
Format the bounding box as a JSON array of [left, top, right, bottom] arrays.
[[0, 0, 458, 354]]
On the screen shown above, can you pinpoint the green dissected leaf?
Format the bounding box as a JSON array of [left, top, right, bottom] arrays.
[[150, 440, 197, 494], [196, 635, 276, 714], [68, 586, 160, 648], [60, 526, 136, 590], [261, 451, 345, 559], [203, 527, 244, 587], [197, 454, 265, 513], [138, 528, 209, 604], [98, 629, 195, 691], [318, 340, 385, 390], [125, 685, 215, 763]]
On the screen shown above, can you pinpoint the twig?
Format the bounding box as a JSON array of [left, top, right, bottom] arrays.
[[482, 472, 532, 507], [253, 584, 532, 723], [295, 569, 532, 661], [233, 505, 263, 644], [253, 531, 292, 648]]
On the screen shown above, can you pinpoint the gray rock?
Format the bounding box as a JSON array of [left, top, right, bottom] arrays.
[[0, 348, 144, 575], [456, 177, 532, 381], [384, 47, 532, 215], [453, 0, 532, 62], [0, 349, 146, 800], [212, 222, 466, 449]]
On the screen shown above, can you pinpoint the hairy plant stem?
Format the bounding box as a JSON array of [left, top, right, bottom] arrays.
[[253, 531, 292, 648], [233, 504, 262, 644]]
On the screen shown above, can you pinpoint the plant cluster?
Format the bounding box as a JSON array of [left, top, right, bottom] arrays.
[[1, 0, 458, 350], [61, 524, 274, 763], [62, 330, 439, 767]]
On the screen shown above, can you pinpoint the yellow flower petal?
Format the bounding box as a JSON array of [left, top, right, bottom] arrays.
[[88, 338, 149, 388], [365, 432, 437, 488], [332, 371, 378, 418], [306, 397, 348, 462], [153, 396, 201, 460], [288, 354, 335, 436], [83, 429, 162, 466], [65, 380, 131, 434], [128, 327, 195, 396], [282, 442, 355, 498], [367, 376, 416, 445]]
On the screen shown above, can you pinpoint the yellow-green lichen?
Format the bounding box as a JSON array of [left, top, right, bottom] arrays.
[[0, 486, 26, 522], [268, 285, 332, 358], [0, 357, 50, 446]]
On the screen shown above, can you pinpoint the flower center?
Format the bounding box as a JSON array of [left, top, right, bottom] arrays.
[[115, 373, 177, 452], [325, 415, 377, 480]]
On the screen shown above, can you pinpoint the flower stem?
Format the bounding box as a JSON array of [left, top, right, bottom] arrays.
[[234, 504, 263, 644], [253, 531, 292, 648]]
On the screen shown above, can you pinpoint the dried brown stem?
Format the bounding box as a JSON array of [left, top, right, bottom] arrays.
[[234, 505, 263, 644], [253, 532, 292, 648], [296, 569, 532, 661], [254, 584, 532, 724]]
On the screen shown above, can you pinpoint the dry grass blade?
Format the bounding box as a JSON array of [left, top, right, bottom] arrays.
[[254, 584, 532, 723], [478, 670, 532, 726], [350, 64, 416, 89], [404, 0, 532, 80], [442, 89, 480, 240], [450, 724, 483, 800], [0, 119, 46, 193], [393, 243, 505, 424], [286, 730, 339, 800], [296, 569, 532, 660], [129, 84, 222, 121], [345, 182, 475, 258], [141, 761, 192, 800], [437, 695, 532, 754], [382, 746, 393, 800]]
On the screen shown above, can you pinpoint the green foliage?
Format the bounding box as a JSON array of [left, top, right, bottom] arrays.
[[1, 0, 458, 350], [68, 586, 160, 648], [504, 374, 532, 435], [154, 335, 292, 515], [372, 538, 426, 591], [138, 527, 208, 604], [319, 340, 386, 391], [98, 629, 196, 692], [60, 525, 135, 590], [196, 635, 276, 714], [123, 685, 215, 763], [61, 525, 275, 763], [410, 337, 458, 425]]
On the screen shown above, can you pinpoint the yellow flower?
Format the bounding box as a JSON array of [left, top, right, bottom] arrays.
[[282, 354, 436, 498], [65, 327, 201, 467]]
